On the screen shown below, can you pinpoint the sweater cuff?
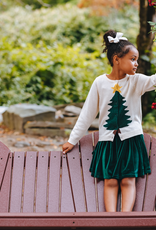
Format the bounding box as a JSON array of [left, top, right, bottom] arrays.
[[68, 137, 77, 146]]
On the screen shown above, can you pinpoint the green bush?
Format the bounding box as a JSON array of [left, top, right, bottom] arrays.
[[21, 0, 76, 9], [0, 4, 139, 51], [0, 40, 110, 106], [143, 109, 156, 130], [0, 3, 139, 106], [0, 0, 77, 11]]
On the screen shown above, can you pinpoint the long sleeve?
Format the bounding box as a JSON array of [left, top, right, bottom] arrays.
[[136, 74, 156, 95], [68, 79, 99, 145]]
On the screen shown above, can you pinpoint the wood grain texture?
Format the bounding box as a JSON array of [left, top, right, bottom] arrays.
[[67, 144, 86, 212], [48, 151, 61, 212], [0, 152, 12, 212], [143, 136, 156, 211], [36, 151, 49, 213], [10, 152, 25, 213], [23, 151, 37, 213], [80, 133, 97, 212], [133, 133, 151, 211], [61, 154, 74, 212]]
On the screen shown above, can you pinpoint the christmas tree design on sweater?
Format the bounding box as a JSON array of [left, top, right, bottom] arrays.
[[104, 83, 132, 131]]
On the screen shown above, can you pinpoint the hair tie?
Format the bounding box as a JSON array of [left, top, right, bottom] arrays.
[[108, 32, 128, 43]]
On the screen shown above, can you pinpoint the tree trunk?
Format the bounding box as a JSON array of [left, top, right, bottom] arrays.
[[137, 0, 156, 117]]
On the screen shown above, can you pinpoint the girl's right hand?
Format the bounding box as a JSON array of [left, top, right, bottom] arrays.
[[62, 142, 74, 154]]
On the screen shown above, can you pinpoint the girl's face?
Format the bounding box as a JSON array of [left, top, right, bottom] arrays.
[[118, 46, 139, 75]]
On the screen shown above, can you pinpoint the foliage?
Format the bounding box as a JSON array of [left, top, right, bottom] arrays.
[[149, 21, 156, 40], [0, 3, 139, 52], [0, 39, 110, 106], [143, 109, 156, 129], [147, 1, 156, 120], [0, 0, 77, 11], [148, 1, 156, 39], [21, 0, 77, 8], [0, 2, 139, 106], [0, 5, 106, 52]]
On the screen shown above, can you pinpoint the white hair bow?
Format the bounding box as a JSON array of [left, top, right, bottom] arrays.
[[108, 32, 128, 43]]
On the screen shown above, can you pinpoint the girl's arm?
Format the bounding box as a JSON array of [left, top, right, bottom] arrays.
[[62, 78, 99, 153], [137, 73, 156, 95]]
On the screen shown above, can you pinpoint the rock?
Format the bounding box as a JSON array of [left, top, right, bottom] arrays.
[[63, 105, 81, 117], [2, 104, 56, 132], [52, 141, 64, 147], [24, 120, 73, 138], [3, 107, 15, 130], [14, 141, 30, 148], [24, 121, 74, 129], [7, 138, 14, 143], [53, 102, 84, 111], [25, 127, 68, 138], [28, 146, 39, 151], [64, 116, 78, 126], [55, 110, 64, 121], [24, 117, 98, 138], [36, 141, 52, 147], [0, 106, 8, 122]]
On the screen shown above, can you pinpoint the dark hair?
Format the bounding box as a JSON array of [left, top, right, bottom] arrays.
[[102, 30, 135, 67]]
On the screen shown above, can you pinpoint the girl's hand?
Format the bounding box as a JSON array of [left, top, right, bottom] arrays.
[[62, 142, 74, 154]]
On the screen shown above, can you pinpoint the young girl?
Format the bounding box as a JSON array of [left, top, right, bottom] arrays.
[[62, 30, 154, 212]]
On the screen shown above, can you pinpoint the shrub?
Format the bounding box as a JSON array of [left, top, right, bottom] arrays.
[[0, 3, 139, 106], [0, 40, 110, 106], [0, 4, 139, 51]]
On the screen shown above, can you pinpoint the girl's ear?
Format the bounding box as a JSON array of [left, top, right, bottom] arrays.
[[113, 55, 119, 65]]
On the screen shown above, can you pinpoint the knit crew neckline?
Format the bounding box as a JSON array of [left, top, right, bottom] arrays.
[[105, 74, 128, 82]]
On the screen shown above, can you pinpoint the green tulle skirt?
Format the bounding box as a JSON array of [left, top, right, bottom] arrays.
[[89, 133, 151, 180]]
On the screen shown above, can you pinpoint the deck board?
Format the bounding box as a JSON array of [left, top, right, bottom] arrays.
[[93, 132, 105, 212], [0, 143, 10, 188], [48, 151, 61, 212], [0, 141, 12, 213], [67, 144, 86, 212], [10, 152, 25, 213], [1, 212, 156, 229], [36, 151, 48, 213], [0, 153, 12, 212], [61, 155, 74, 212], [23, 151, 37, 213], [133, 133, 151, 211], [80, 133, 97, 212], [143, 136, 156, 211]]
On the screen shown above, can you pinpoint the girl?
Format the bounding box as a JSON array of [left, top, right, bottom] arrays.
[[62, 30, 154, 212]]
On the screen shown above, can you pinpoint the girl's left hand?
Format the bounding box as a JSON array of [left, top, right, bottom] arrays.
[[62, 142, 74, 154]]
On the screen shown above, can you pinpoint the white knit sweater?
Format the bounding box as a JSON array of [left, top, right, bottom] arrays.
[[68, 73, 156, 145]]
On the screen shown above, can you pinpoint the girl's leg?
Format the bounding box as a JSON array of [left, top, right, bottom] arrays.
[[120, 177, 136, 212], [104, 179, 119, 212]]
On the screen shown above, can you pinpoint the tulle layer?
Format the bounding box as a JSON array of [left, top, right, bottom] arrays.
[[89, 134, 151, 180]]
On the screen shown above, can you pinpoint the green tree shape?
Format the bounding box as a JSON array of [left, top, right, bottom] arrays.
[[104, 91, 132, 130]]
